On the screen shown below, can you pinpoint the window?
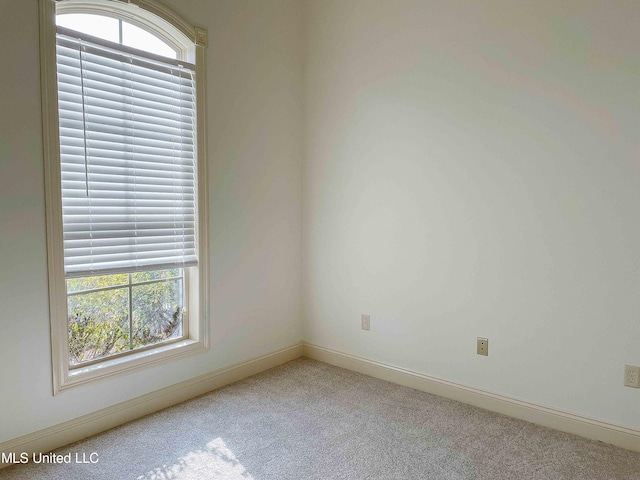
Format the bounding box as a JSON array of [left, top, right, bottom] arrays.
[[39, 0, 209, 393], [67, 269, 186, 365], [56, 13, 178, 59]]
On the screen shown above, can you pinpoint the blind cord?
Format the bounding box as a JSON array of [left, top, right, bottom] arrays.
[[78, 39, 89, 197]]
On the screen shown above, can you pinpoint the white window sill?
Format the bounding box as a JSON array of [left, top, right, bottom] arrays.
[[59, 339, 206, 393]]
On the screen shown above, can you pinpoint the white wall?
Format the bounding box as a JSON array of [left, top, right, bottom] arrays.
[[303, 0, 640, 429], [0, 0, 303, 442], [2, 0, 639, 445]]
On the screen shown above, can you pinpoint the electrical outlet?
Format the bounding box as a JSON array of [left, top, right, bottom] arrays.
[[477, 337, 488, 356], [624, 365, 640, 388], [361, 314, 370, 331]]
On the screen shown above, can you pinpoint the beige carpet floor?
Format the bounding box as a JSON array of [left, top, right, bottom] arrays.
[[1, 358, 640, 479]]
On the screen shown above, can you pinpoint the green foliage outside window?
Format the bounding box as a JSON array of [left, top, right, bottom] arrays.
[[67, 269, 184, 364]]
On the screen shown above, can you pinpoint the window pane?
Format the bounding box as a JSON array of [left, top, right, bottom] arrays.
[[131, 269, 182, 284], [122, 21, 177, 59], [56, 14, 119, 43], [132, 278, 184, 348], [68, 288, 129, 364], [67, 274, 129, 294]]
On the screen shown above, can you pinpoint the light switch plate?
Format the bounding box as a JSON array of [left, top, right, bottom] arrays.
[[361, 314, 370, 331]]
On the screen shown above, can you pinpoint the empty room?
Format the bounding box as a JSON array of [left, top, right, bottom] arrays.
[[1, 0, 639, 478]]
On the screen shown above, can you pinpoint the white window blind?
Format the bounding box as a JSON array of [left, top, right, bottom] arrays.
[[56, 26, 198, 278]]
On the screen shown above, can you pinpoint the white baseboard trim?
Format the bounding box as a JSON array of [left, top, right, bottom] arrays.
[[303, 343, 640, 453], [0, 342, 303, 468], [3, 340, 637, 468]]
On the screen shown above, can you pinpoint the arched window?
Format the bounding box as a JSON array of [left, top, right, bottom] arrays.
[[56, 13, 178, 58], [39, 0, 209, 394]]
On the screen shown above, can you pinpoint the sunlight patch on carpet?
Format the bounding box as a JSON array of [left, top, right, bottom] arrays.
[[137, 438, 253, 480]]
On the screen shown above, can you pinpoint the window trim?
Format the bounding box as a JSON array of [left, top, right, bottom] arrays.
[[39, 0, 209, 395]]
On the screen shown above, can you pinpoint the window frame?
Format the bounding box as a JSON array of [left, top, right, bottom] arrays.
[[39, 0, 209, 395]]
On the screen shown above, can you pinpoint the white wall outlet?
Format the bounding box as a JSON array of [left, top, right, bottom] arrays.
[[624, 365, 640, 388], [361, 314, 370, 331], [477, 337, 488, 356]]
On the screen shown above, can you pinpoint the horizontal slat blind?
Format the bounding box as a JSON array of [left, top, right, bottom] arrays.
[[56, 28, 198, 278]]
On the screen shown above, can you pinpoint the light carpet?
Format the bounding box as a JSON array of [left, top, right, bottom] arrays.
[[2, 358, 639, 479]]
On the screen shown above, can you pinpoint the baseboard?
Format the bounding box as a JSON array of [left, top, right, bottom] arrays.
[[3, 340, 637, 467], [303, 343, 640, 453], [0, 342, 303, 468]]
